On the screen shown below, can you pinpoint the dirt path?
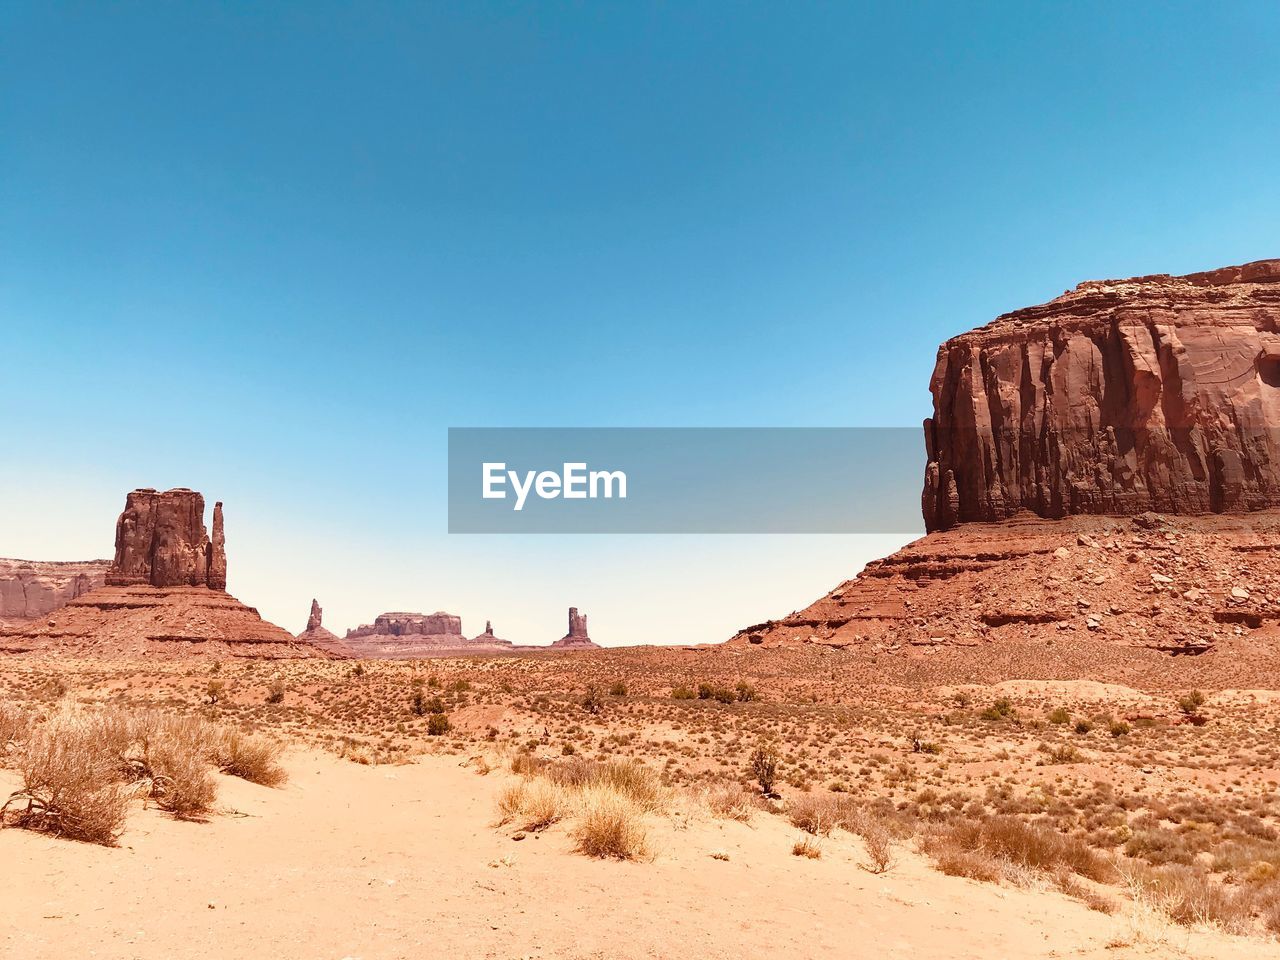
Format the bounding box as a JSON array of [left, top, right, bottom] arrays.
[[2, 750, 1273, 960]]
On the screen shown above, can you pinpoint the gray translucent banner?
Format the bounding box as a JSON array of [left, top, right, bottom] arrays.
[[448, 428, 925, 533]]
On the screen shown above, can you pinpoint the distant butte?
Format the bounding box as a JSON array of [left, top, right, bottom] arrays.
[[295, 599, 355, 657], [732, 260, 1280, 658], [549, 607, 600, 649], [342, 611, 519, 658], [0, 488, 323, 658]]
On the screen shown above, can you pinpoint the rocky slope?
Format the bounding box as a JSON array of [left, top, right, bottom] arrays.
[[728, 511, 1280, 656], [925, 259, 1280, 530], [0, 488, 324, 658], [734, 259, 1280, 657], [0, 559, 109, 622]]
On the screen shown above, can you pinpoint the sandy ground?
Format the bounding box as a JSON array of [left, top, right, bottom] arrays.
[[2, 750, 1275, 960]]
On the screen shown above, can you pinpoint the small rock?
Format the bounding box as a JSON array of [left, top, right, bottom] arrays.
[[1151, 573, 1174, 584], [1053, 547, 1071, 559]]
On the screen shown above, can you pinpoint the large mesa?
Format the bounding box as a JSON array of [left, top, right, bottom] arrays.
[[731, 260, 1280, 659], [924, 260, 1280, 531]]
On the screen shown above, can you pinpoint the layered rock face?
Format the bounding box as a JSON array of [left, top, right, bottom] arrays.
[[343, 611, 518, 658], [924, 260, 1280, 531], [1, 488, 322, 658], [107, 488, 227, 588], [550, 607, 600, 649], [732, 260, 1280, 659], [0, 559, 110, 622], [295, 599, 354, 657]]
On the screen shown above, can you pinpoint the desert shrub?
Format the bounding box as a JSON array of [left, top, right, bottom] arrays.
[[704, 782, 757, 822], [572, 785, 649, 860], [205, 680, 226, 704], [265, 682, 286, 705], [1121, 862, 1254, 933], [1073, 719, 1093, 735], [734, 680, 758, 702], [3, 712, 129, 845], [0, 702, 32, 751], [1038, 742, 1082, 764], [1047, 707, 1071, 725], [510, 752, 546, 776], [750, 744, 779, 796], [1108, 719, 1131, 738], [118, 712, 216, 819], [426, 713, 450, 736], [927, 816, 1113, 883], [857, 818, 897, 874], [581, 686, 604, 714], [411, 691, 427, 716], [670, 686, 695, 700], [1124, 827, 1195, 866], [980, 698, 1015, 721], [212, 729, 287, 787], [788, 794, 840, 836], [608, 681, 627, 697], [1177, 690, 1206, 715], [696, 683, 714, 700]]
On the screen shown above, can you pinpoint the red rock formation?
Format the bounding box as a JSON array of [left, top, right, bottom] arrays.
[[295, 599, 354, 657], [732, 259, 1280, 658], [106, 488, 227, 588], [1, 487, 323, 658], [550, 607, 600, 649], [343, 611, 518, 657], [924, 259, 1280, 531], [0, 559, 110, 622]]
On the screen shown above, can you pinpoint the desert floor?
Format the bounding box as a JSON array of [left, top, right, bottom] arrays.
[[1, 747, 1273, 960], [5, 649, 1280, 957]]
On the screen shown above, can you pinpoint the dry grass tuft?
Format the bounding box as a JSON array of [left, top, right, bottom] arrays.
[[496, 756, 665, 860], [212, 729, 288, 787], [703, 782, 757, 823], [571, 785, 650, 860], [496, 778, 569, 832], [792, 835, 822, 859]]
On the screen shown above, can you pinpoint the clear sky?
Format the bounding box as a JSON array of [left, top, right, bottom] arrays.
[[3, 2, 1278, 645]]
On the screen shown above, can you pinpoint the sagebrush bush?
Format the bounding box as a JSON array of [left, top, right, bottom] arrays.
[[3, 711, 129, 845]]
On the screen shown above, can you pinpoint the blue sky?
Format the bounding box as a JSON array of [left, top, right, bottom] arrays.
[[3, 2, 1278, 644]]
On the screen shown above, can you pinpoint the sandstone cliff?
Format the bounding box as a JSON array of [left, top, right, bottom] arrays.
[[732, 259, 1280, 657], [924, 259, 1280, 531], [0, 559, 110, 622], [107, 487, 228, 587]]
